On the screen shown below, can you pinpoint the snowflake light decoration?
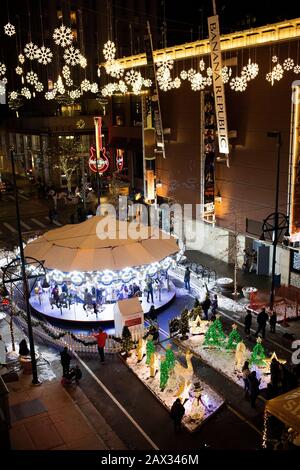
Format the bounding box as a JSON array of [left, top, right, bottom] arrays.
[[45, 90, 56, 100], [283, 58, 294, 71], [272, 55, 278, 63], [157, 66, 171, 84], [54, 75, 65, 94], [117, 80, 127, 94], [0, 85, 5, 96], [125, 69, 140, 85], [103, 40, 116, 61], [199, 59, 205, 71], [143, 78, 152, 88], [0, 63, 6, 76], [36, 46, 53, 65], [69, 89, 81, 99], [90, 83, 99, 94], [103, 82, 117, 96], [65, 78, 73, 87], [156, 54, 174, 70], [79, 54, 87, 69], [222, 66, 230, 83], [105, 59, 124, 78], [1, 77, 7, 84], [294, 65, 300, 74], [205, 76, 212, 86], [63, 46, 80, 66], [18, 54, 25, 64], [190, 73, 204, 91], [206, 67, 213, 77], [230, 76, 247, 92], [21, 87, 31, 99], [180, 70, 188, 80], [172, 77, 181, 89], [24, 42, 39, 60], [62, 65, 70, 79], [15, 66, 23, 75], [132, 77, 143, 94], [9, 91, 18, 100], [266, 72, 274, 85], [273, 63, 283, 81], [35, 82, 44, 92], [53, 25, 73, 47], [158, 80, 172, 92], [80, 79, 91, 92], [187, 68, 196, 81], [4, 23, 15, 36], [26, 71, 38, 85]]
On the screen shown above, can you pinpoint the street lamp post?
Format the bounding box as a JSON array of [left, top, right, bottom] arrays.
[[10, 148, 40, 385], [260, 132, 289, 311]]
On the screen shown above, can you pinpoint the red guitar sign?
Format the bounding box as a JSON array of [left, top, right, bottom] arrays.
[[89, 146, 109, 173]]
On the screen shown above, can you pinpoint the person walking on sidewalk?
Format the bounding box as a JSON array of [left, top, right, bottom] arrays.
[[242, 361, 251, 397], [146, 276, 154, 303], [60, 346, 72, 377], [184, 267, 191, 291], [255, 308, 269, 339], [244, 309, 252, 336], [248, 371, 261, 408], [270, 311, 277, 333], [93, 328, 108, 363], [170, 398, 185, 431], [210, 294, 218, 320], [202, 294, 211, 321]]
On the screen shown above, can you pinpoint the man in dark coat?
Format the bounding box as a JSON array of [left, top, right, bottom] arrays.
[[184, 267, 191, 291], [269, 312, 277, 333], [202, 294, 211, 321], [60, 346, 72, 377], [270, 357, 280, 394], [248, 371, 261, 408], [170, 398, 185, 431], [255, 308, 269, 339], [244, 309, 252, 336]]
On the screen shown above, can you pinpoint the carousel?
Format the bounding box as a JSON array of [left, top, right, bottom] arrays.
[[24, 215, 180, 325]]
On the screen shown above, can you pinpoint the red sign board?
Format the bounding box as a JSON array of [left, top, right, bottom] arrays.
[[125, 317, 142, 327], [89, 146, 109, 173]]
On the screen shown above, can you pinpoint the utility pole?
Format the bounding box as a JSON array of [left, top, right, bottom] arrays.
[[10, 148, 39, 385]]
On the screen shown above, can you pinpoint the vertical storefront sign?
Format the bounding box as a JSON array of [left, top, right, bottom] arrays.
[[289, 84, 300, 235], [208, 15, 229, 160]]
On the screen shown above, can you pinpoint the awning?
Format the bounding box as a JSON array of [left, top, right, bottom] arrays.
[[266, 387, 300, 433]]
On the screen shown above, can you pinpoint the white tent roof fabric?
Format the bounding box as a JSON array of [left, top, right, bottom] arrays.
[[24, 216, 179, 272], [115, 298, 143, 317]]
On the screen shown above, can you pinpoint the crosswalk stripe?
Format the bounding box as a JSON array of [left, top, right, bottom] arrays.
[[30, 218, 46, 228], [45, 217, 62, 226], [19, 193, 29, 200], [20, 220, 32, 230], [3, 222, 17, 233]]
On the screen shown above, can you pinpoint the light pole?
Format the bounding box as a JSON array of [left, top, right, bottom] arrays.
[[260, 131, 289, 311]]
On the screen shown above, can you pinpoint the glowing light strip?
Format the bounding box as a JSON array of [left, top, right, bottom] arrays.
[[94, 116, 102, 162], [290, 85, 300, 235]]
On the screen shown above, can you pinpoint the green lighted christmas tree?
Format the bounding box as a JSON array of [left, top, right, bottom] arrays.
[[180, 308, 190, 340], [250, 337, 266, 366], [226, 324, 242, 350], [146, 338, 155, 365], [160, 358, 169, 390], [165, 345, 175, 370], [203, 314, 226, 348], [121, 326, 133, 356]]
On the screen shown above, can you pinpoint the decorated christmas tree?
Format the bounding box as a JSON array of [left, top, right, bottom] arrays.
[[250, 337, 266, 366], [165, 345, 175, 370], [160, 358, 169, 390], [226, 324, 242, 350], [121, 326, 133, 356], [146, 338, 155, 365], [203, 314, 226, 348], [180, 308, 190, 340]]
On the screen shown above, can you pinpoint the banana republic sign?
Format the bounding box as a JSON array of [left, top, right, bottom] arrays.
[[208, 15, 229, 156]]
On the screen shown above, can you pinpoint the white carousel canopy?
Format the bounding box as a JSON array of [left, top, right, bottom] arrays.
[[24, 215, 179, 272]]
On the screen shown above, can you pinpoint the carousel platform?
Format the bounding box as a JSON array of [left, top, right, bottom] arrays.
[[29, 282, 176, 325]]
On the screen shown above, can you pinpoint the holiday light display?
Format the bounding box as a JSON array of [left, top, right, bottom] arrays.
[[225, 324, 242, 350], [203, 315, 226, 348], [249, 338, 267, 367]]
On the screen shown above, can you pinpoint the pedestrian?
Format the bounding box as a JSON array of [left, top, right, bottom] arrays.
[[92, 328, 108, 363], [148, 304, 157, 322], [242, 361, 251, 397], [19, 338, 30, 356], [202, 294, 211, 321], [210, 294, 218, 319], [60, 346, 72, 377], [255, 307, 269, 339], [270, 357, 281, 394], [184, 267, 191, 291], [146, 276, 154, 303], [83, 288, 93, 313], [170, 398, 185, 431], [248, 370, 261, 408], [244, 309, 252, 336], [270, 311, 277, 333]]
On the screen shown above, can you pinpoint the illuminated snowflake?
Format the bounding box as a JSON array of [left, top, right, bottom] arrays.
[[0, 63, 6, 76], [117, 80, 127, 94], [222, 66, 230, 83], [199, 59, 205, 71], [35, 82, 44, 92], [248, 61, 259, 79], [0, 85, 5, 95], [206, 67, 213, 77], [272, 55, 278, 63], [187, 68, 196, 81], [105, 59, 124, 78], [24, 42, 39, 60], [156, 54, 174, 70], [79, 54, 87, 68], [125, 69, 140, 85], [4, 23, 15, 36], [294, 65, 300, 74], [190, 73, 205, 91], [1, 77, 7, 84], [26, 71, 38, 85], [171, 77, 181, 89], [103, 40, 116, 61], [63, 46, 80, 66], [69, 89, 81, 99], [104, 82, 117, 96], [273, 63, 283, 81], [157, 66, 171, 84], [9, 91, 18, 100], [21, 87, 31, 99], [266, 72, 274, 84], [283, 58, 294, 71], [15, 66, 23, 75], [45, 90, 56, 100], [241, 65, 252, 81], [54, 75, 65, 94], [180, 70, 188, 80], [62, 65, 70, 79], [53, 25, 73, 47], [36, 46, 53, 65], [143, 78, 152, 87], [205, 76, 212, 86], [230, 76, 247, 92], [90, 82, 99, 93], [18, 54, 25, 64], [80, 79, 91, 92], [65, 78, 73, 87]]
